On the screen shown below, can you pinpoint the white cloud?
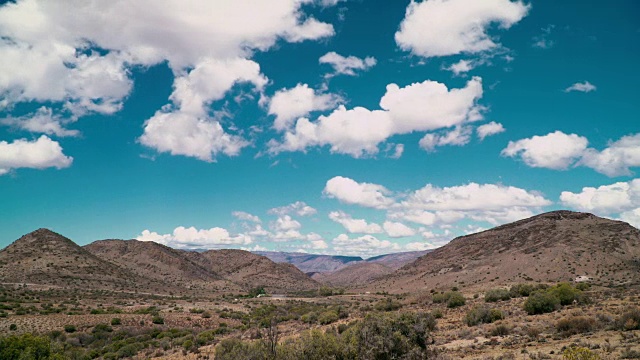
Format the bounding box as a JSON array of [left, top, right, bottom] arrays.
[[477, 121, 505, 140], [502, 131, 589, 170], [269, 77, 484, 157], [0, 135, 73, 175], [419, 126, 472, 152], [579, 134, 640, 176], [138, 110, 249, 162], [405, 241, 438, 251], [137, 226, 252, 250], [268, 201, 317, 217], [532, 25, 555, 49], [328, 211, 383, 234], [268, 84, 341, 131], [232, 211, 261, 223], [395, 0, 530, 58], [324, 176, 394, 209], [401, 182, 551, 212], [0, 0, 336, 157], [271, 215, 302, 232], [139, 58, 266, 161], [620, 208, 640, 228], [383, 221, 416, 238], [331, 234, 400, 257], [1, 107, 79, 137], [560, 179, 640, 214], [390, 144, 405, 159], [565, 81, 596, 93], [319, 52, 376, 77], [444, 59, 475, 75]]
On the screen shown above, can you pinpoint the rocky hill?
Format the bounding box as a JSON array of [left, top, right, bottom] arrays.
[[186, 249, 319, 293], [255, 251, 362, 274], [368, 211, 640, 293], [312, 262, 394, 287], [84, 240, 241, 293], [0, 229, 171, 293]]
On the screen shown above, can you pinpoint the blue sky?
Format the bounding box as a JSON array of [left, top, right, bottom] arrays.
[[0, 0, 639, 257]]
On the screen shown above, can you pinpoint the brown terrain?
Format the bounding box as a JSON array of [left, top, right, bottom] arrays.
[[369, 210, 640, 293], [84, 240, 242, 294], [312, 262, 394, 286], [1, 211, 640, 359], [186, 249, 319, 293], [0, 229, 174, 294]]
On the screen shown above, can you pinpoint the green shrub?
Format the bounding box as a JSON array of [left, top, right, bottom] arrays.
[[318, 310, 339, 325], [64, 324, 76, 333], [548, 283, 585, 306], [562, 346, 600, 360], [9, 323, 17, 331], [485, 288, 511, 302], [0, 333, 52, 360], [152, 315, 164, 324], [509, 284, 536, 297], [465, 306, 504, 326], [431, 309, 443, 319], [615, 307, 640, 331], [110, 318, 121, 326], [374, 298, 402, 312], [524, 291, 560, 315], [446, 291, 466, 308], [556, 316, 596, 337], [490, 324, 511, 337]]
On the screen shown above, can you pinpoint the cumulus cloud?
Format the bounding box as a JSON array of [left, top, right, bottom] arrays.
[[620, 208, 640, 228], [137, 226, 252, 250], [395, 0, 530, 58], [269, 77, 484, 157], [560, 179, 640, 214], [0, 135, 73, 175], [324, 176, 394, 209], [419, 126, 472, 152], [331, 234, 400, 257], [565, 81, 596, 93], [139, 58, 266, 161], [560, 179, 640, 228], [325, 176, 550, 228], [382, 221, 416, 238], [0, 0, 337, 159], [502, 131, 589, 170], [1, 107, 79, 137], [319, 52, 377, 77], [328, 211, 384, 234], [476, 121, 505, 140], [444, 59, 475, 75], [578, 134, 640, 176], [232, 211, 261, 223], [503, 131, 640, 176], [268, 201, 317, 217], [268, 84, 341, 131]]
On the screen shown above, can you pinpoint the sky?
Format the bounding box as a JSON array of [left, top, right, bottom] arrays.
[[0, 0, 639, 257]]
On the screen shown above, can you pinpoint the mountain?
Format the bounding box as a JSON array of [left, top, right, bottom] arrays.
[[84, 240, 241, 293], [365, 250, 432, 270], [312, 262, 394, 287], [187, 249, 319, 293], [369, 211, 640, 293], [0, 229, 170, 293], [255, 251, 363, 274]]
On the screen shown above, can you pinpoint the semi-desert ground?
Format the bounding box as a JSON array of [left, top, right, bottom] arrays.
[[1, 211, 639, 359]]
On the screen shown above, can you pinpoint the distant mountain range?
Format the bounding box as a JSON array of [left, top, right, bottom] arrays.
[[1, 211, 638, 295]]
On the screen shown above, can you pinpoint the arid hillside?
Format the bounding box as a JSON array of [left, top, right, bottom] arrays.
[[369, 211, 640, 293], [186, 249, 319, 293], [312, 262, 394, 287], [84, 240, 241, 293], [0, 229, 172, 294]]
